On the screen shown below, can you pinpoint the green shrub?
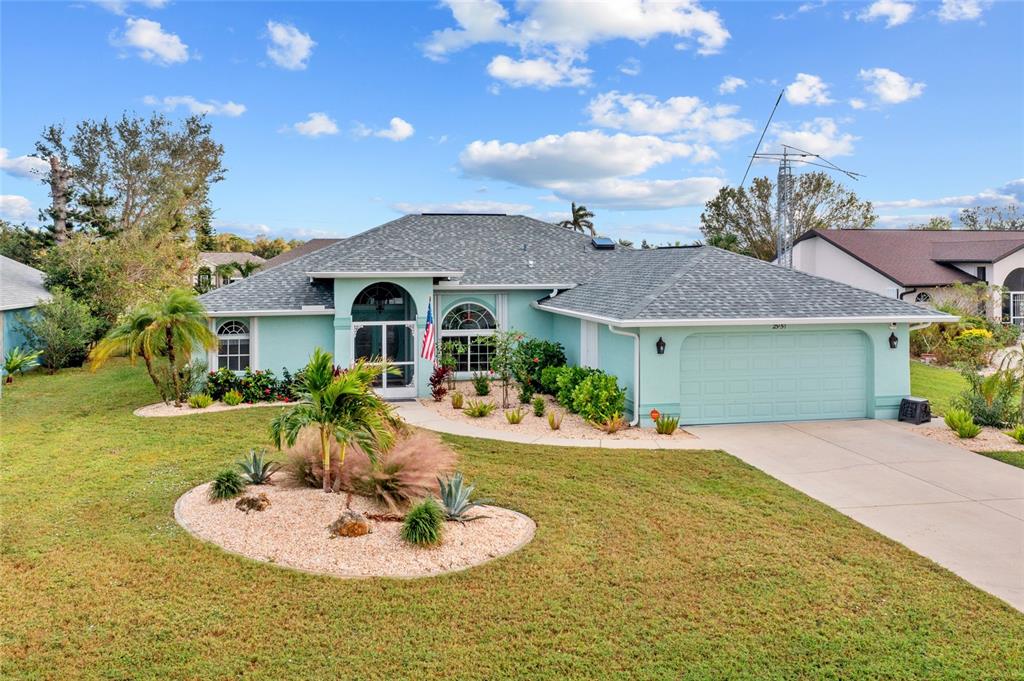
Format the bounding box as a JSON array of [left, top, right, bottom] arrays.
[[555, 366, 596, 408], [223, 390, 243, 406], [237, 448, 281, 485], [209, 469, 246, 500], [505, 407, 525, 424], [944, 408, 982, 439], [517, 339, 566, 386], [953, 367, 1020, 427], [547, 410, 563, 430], [438, 472, 491, 522], [655, 415, 679, 435], [207, 367, 240, 400], [401, 498, 444, 546], [1007, 424, 1024, 444], [471, 372, 491, 396], [517, 382, 534, 404], [187, 393, 213, 409], [464, 400, 496, 418], [450, 391, 464, 409], [532, 396, 545, 417], [539, 365, 565, 395], [237, 367, 281, 403], [571, 372, 626, 422]]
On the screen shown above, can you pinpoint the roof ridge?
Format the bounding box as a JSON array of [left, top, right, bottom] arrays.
[[626, 247, 712, 318]]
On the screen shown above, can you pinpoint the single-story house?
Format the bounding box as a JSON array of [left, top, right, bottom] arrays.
[[198, 214, 952, 426], [261, 238, 344, 270], [195, 252, 266, 290], [0, 254, 53, 360], [792, 229, 1024, 323]]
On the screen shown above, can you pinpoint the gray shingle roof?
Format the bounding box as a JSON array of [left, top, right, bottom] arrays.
[[1, 255, 53, 311], [261, 238, 344, 269]]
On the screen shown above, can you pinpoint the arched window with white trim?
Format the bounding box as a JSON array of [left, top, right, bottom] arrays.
[[217, 320, 250, 371], [441, 303, 497, 373], [914, 291, 932, 305]]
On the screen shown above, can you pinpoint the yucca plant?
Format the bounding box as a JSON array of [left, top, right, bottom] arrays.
[[209, 469, 246, 501], [944, 408, 982, 439], [438, 472, 491, 522], [401, 498, 444, 546], [595, 414, 627, 434], [237, 448, 281, 485], [450, 391, 464, 409], [3, 346, 41, 383], [1007, 424, 1024, 444], [654, 414, 679, 435], [547, 410, 563, 430], [505, 407, 525, 424], [465, 400, 496, 418]]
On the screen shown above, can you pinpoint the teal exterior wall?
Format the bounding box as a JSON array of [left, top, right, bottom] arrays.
[[439, 293, 496, 320], [257, 315, 334, 372], [598, 325, 636, 418], [550, 313, 581, 366], [505, 290, 553, 338], [2, 308, 36, 357]]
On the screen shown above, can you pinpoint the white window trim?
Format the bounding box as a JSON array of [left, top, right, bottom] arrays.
[[250, 316, 259, 370], [215, 319, 252, 372], [439, 301, 498, 378]]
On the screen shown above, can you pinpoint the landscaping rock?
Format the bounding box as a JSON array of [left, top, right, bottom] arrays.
[[235, 493, 271, 514], [329, 510, 371, 537]]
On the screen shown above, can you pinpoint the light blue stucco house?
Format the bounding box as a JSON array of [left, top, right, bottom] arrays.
[[197, 214, 953, 427], [0, 254, 52, 362]]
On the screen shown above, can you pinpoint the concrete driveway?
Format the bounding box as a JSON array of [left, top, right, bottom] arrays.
[[687, 419, 1024, 612]]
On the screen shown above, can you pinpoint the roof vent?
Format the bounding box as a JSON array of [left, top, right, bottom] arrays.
[[591, 236, 615, 250]]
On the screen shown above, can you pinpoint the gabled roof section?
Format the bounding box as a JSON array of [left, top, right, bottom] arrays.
[[1, 255, 53, 311], [261, 238, 344, 269], [303, 242, 462, 277]]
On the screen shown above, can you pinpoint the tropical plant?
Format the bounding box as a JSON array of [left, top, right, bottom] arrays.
[[516, 338, 566, 387], [547, 410, 563, 430], [505, 407, 525, 424], [187, 393, 212, 409], [438, 472, 491, 522], [438, 338, 466, 390], [347, 431, 456, 512], [3, 346, 41, 383], [539, 365, 564, 395], [209, 469, 246, 500], [595, 414, 627, 434], [571, 372, 626, 422], [953, 366, 1020, 427], [401, 498, 445, 546], [429, 365, 452, 401], [465, 400, 496, 418], [517, 382, 534, 404], [555, 366, 595, 408], [214, 263, 237, 285], [18, 289, 100, 373], [233, 260, 262, 278], [532, 396, 545, 417], [655, 414, 680, 435], [471, 372, 491, 396], [223, 389, 243, 406], [269, 348, 400, 493], [237, 448, 281, 485], [944, 408, 982, 439], [450, 391, 464, 409], [1007, 424, 1024, 445], [558, 202, 596, 236]]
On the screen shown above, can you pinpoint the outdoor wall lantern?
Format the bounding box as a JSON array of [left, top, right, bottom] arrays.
[[656, 336, 666, 354], [889, 332, 899, 349]]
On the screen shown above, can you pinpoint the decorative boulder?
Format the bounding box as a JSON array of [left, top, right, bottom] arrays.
[[235, 493, 271, 514], [329, 510, 371, 537]]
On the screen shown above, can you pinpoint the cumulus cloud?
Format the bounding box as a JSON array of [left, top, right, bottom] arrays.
[[355, 117, 415, 142], [93, 0, 168, 16], [113, 17, 189, 65], [293, 112, 339, 137], [874, 178, 1023, 210], [784, 73, 834, 106], [717, 76, 746, 94], [858, 67, 925, 104], [849, 98, 867, 110], [391, 200, 533, 214], [587, 91, 753, 143], [143, 95, 246, 117], [858, 0, 914, 27], [770, 118, 857, 157], [937, 0, 991, 22], [542, 177, 723, 210], [0, 195, 34, 221], [487, 54, 592, 88], [0, 148, 49, 179], [265, 21, 315, 70]]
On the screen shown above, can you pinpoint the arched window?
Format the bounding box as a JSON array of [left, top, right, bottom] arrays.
[[440, 303, 497, 373], [217, 321, 250, 371], [914, 292, 932, 304]]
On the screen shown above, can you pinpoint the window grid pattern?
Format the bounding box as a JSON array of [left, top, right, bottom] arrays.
[[217, 321, 250, 371], [442, 303, 496, 331], [441, 303, 497, 372]]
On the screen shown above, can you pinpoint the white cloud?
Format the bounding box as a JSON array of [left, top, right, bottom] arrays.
[[717, 76, 746, 94], [423, 0, 517, 60], [213, 220, 272, 237], [143, 95, 246, 117], [0, 195, 34, 221], [937, 0, 991, 22], [874, 179, 1023, 210], [391, 200, 533, 214], [849, 98, 867, 110], [293, 112, 339, 137], [543, 177, 723, 210], [265, 21, 315, 70], [619, 58, 641, 77], [114, 18, 189, 65], [770, 118, 857, 157], [0, 149, 48, 179], [859, 67, 925, 104], [587, 91, 753, 143], [93, 0, 168, 16], [487, 54, 591, 88], [356, 117, 415, 142], [858, 0, 915, 27], [784, 73, 834, 105]]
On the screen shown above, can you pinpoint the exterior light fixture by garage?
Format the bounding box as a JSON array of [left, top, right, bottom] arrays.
[[889, 332, 899, 349], [655, 336, 666, 354]]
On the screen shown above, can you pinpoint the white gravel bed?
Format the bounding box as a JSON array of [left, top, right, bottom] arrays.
[[420, 382, 696, 442], [912, 421, 1024, 452], [135, 400, 289, 418], [175, 482, 536, 578]]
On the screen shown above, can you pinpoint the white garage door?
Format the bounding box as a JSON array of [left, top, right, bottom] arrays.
[[679, 330, 870, 425]]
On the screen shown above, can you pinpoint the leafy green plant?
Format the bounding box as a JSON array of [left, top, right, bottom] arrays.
[[438, 339, 466, 390], [594, 414, 627, 434], [547, 410, 563, 430], [3, 346, 41, 383], [20, 289, 100, 374], [237, 367, 280, 403], [209, 469, 246, 500], [516, 338, 566, 387], [517, 382, 534, 404], [401, 498, 444, 546], [539, 365, 565, 395], [437, 472, 491, 522], [1007, 424, 1024, 444], [555, 366, 596, 408], [944, 408, 982, 439], [571, 372, 626, 422], [223, 390, 243, 406], [465, 400, 496, 418], [450, 391, 464, 409], [655, 414, 680, 435], [532, 396, 545, 417], [471, 372, 491, 396], [488, 330, 527, 408], [953, 366, 1020, 427], [187, 393, 213, 409], [505, 407, 525, 424], [237, 448, 281, 485]]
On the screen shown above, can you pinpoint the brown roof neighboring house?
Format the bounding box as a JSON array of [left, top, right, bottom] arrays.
[[794, 229, 1024, 287], [261, 238, 344, 270], [199, 251, 266, 268]]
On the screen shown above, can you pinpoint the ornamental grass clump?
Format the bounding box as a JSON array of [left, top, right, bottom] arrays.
[[223, 390, 243, 406], [465, 400, 496, 418], [401, 498, 445, 546], [505, 407, 525, 424], [450, 391, 464, 409], [209, 469, 246, 501], [188, 393, 213, 409], [532, 396, 545, 417], [655, 414, 680, 435], [547, 410, 563, 430], [944, 408, 982, 439], [347, 431, 456, 512]]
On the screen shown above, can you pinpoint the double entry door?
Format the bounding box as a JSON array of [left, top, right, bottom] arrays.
[[352, 321, 417, 399]]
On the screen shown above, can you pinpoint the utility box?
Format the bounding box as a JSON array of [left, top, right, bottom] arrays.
[[898, 397, 931, 425]]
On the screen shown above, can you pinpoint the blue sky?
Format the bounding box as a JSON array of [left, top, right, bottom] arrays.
[[1, 0, 1022, 245]]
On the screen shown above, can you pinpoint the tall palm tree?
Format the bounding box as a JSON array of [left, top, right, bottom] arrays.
[[270, 349, 401, 493], [233, 260, 262, 278], [558, 202, 596, 236], [214, 263, 236, 286]]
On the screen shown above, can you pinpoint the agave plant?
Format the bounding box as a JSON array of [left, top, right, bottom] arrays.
[[237, 448, 281, 485], [437, 471, 491, 522]]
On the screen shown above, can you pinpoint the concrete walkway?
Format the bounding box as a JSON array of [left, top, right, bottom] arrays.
[[397, 402, 1024, 611]]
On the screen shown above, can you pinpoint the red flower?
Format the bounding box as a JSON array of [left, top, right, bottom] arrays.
[[532, 357, 539, 363], [264, 388, 271, 394]]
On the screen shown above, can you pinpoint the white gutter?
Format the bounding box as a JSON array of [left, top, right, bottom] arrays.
[[203, 309, 336, 317], [608, 325, 640, 426], [305, 271, 463, 279], [433, 283, 576, 291]]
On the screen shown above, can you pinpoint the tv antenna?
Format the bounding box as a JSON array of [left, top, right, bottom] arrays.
[[741, 90, 864, 268]]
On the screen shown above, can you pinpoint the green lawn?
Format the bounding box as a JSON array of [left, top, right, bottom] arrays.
[[2, 364, 1022, 680], [910, 360, 967, 415], [978, 450, 1024, 469]]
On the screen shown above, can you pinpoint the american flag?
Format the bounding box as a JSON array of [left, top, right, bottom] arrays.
[[420, 299, 436, 363]]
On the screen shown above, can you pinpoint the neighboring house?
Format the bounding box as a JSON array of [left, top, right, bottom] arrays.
[[261, 238, 344, 270], [197, 214, 950, 426], [0, 255, 53, 360], [195, 252, 266, 290], [792, 229, 1024, 323]]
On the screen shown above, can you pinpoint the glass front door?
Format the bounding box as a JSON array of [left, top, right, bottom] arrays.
[[352, 321, 417, 398]]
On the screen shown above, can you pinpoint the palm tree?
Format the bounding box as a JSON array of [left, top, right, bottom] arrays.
[[558, 202, 596, 236], [90, 306, 167, 400], [270, 349, 401, 493], [214, 263, 236, 286], [233, 260, 262, 278]]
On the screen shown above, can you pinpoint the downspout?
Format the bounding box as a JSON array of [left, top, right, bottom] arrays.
[[608, 325, 640, 426], [909, 322, 933, 331]]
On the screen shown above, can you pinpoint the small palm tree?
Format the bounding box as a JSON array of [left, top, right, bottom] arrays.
[[90, 306, 167, 400], [233, 260, 262, 278], [214, 263, 237, 286], [558, 202, 596, 236], [270, 349, 401, 493]]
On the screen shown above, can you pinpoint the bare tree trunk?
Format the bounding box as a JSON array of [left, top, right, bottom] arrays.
[[166, 327, 182, 407], [320, 427, 331, 493], [143, 354, 168, 404], [48, 156, 70, 245]]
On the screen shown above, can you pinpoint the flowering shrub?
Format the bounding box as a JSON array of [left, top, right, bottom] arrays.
[[206, 367, 239, 400], [238, 368, 278, 403], [206, 366, 295, 402], [429, 365, 452, 401], [516, 339, 566, 387]]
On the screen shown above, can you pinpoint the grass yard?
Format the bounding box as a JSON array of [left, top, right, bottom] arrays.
[[977, 450, 1024, 469], [910, 360, 967, 415], [2, 363, 1022, 680]]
